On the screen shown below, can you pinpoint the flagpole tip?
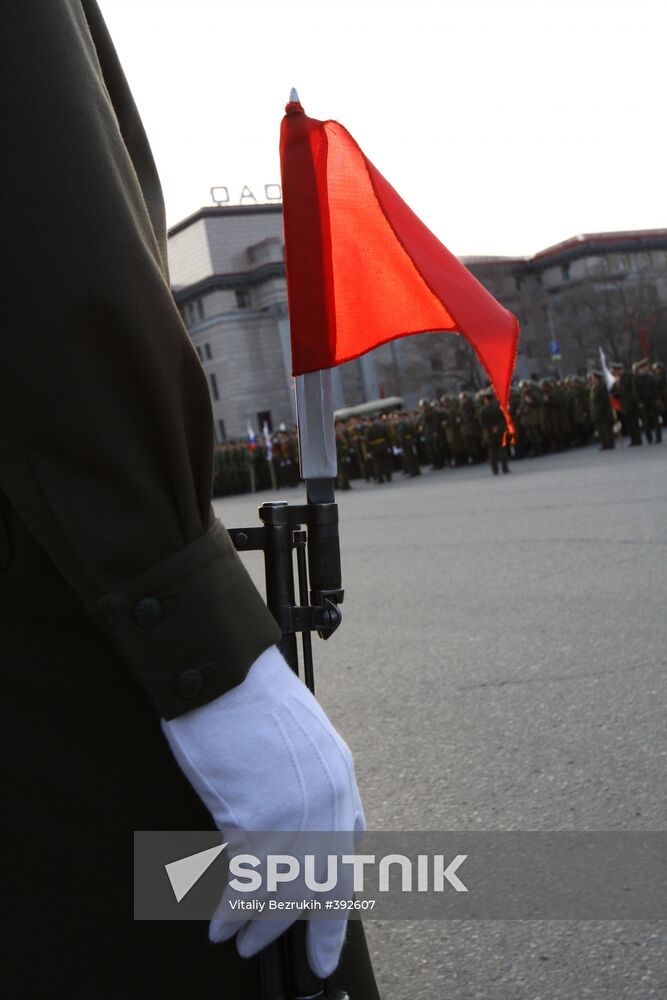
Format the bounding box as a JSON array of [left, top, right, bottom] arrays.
[[289, 87, 300, 103]]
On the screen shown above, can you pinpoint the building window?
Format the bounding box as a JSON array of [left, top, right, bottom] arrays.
[[218, 418, 226, 442], [235, 289, 250, 309], [209, 373, 219, 401], [561, 263, 571, 281], [183, 299, 204, 324], [525, 339, 536, 359], [204, 343, 212, 360]]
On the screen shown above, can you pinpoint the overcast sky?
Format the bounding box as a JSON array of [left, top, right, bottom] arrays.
[[98, 0, 665, 258]]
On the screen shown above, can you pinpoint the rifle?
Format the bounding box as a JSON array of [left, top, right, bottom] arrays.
[[229, 371, 351, 1000]]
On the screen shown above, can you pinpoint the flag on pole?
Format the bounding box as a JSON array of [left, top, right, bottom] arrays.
[[280, 95, 520, 430], [599, 347, 621, 410], [262, 421, 273, 462], [246, 423, 256, 451]]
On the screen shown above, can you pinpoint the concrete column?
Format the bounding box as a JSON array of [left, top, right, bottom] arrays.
[[358, 352, 380, 401]]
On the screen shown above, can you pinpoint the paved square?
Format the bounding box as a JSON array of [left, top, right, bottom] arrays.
[[214, 444, 666, 999]]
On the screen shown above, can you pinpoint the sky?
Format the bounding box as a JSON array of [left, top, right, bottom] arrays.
[[98, 0, 666, 258]]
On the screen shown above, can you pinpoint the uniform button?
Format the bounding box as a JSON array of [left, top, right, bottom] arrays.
[[174, 668, 205, 700], [133, 596, 162, 627]]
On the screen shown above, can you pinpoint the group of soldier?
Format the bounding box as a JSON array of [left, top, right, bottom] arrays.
[[212, 359, 666, 496]]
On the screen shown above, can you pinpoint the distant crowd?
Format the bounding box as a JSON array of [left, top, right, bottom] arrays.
[[213, 358, 665, 496]]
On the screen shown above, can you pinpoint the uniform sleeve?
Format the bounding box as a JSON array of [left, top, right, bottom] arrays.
[[0, 0, 280, 720]]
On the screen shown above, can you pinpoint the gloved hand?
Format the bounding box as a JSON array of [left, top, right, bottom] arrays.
[[161, 644, 366, 978]]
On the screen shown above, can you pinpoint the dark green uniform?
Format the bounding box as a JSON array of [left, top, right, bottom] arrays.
[[633, 361, 662, 444], [588, 374, 615, 449], [0, 5, 379, 997], [458, 394, 482, 463], [517, 382, 544, 456], [421, 401, 446, 469], [479, 395, 510, 474], [395, 415, 421, 476], [566, 376, 592, 446], [610, 366, 642, 445], [441, 397, 464, 466], [366, 418, 392, 483]]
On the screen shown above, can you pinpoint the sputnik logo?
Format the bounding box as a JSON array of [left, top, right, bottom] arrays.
[[165, 843, 228, 903]]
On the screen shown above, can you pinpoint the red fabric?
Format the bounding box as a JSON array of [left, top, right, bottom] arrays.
[[280, 101, 519, 425]]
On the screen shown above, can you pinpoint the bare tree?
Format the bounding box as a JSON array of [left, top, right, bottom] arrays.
[[566, 271, 667, 363]]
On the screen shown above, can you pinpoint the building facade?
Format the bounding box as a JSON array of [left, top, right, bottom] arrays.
[[168, 208, 667, 437]]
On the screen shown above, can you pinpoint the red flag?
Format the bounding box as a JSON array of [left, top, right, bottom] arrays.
[[279, 98, 519, 428]]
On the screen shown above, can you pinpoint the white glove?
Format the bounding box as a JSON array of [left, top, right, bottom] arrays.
[[161, 644, 366, 978]]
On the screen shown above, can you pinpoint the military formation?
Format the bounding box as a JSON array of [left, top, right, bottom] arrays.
[[212, 360, 666, 496]]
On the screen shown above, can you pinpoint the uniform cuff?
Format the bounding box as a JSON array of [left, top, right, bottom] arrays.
[[90, 520, 281, 720]]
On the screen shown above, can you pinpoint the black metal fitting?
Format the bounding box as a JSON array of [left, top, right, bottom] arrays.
[[229, 495, 344, 644], [229, 488, 352, 1000]]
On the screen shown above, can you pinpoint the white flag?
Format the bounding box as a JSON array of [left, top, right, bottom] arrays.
[[598, 347, 615, 391], [262, 421, 273, 461]]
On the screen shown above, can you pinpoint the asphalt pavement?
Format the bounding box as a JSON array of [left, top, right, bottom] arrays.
[[213, 442, 666, 1000]]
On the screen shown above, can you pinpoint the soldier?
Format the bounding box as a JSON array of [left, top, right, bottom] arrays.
[[349, 416, 372, 482], [542, 377, 570, 452], [253, 435, 272, 490], [565, 375, 593, 447], [365, 414, 392, 483], [441, 395, 464, 466], [633, 358, 662, 444], [1, 5, 379, 998], [508, 385, 524, 459], [610, 360, 642, 445], [419, 398, 445, 469], [517, 380, 544, 456], [414, 401, 431, 465], [394, 410, 421, 477], [458, 391, 482, 463], [588, 371, 615, 449], [479, 391, 510, 475]]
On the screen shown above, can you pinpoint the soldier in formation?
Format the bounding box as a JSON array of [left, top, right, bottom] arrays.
[[610, 360, 642, 446], [365, 413, 393, 484], [479, 390, 510, 475], [588, 371, 615, 450], [633, 358, 662, 444], [392, 410, 421, 477], [211, 360, 664, 496]]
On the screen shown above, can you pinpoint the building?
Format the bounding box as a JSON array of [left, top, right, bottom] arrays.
[[168, 208, 667, 436], [509, 230, 667, 376], [168, 204, 380, 439]]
